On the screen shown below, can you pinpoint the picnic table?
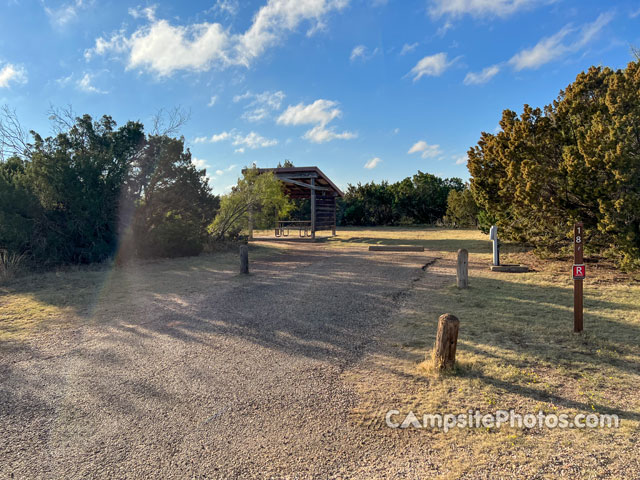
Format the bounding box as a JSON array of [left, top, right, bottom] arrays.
[[275, 220, 313, 238]]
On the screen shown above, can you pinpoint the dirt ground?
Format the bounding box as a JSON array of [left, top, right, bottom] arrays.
[[2, 233, 639, 479], [2, 242, 444, 479]]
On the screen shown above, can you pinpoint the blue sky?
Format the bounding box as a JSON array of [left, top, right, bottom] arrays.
[[1, 0, 639, 194]]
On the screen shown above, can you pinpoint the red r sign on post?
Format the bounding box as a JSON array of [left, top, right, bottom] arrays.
[[572, 264, 586, 280], [573, 223, 584, 332]]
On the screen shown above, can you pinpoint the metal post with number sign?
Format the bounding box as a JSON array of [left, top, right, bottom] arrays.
[[573, 222, 585, 332]]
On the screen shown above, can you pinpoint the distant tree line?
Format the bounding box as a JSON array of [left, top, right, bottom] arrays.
[[468, 60, 640, 269], [0, 110, 219, 267], [337, 172, 468, 226]]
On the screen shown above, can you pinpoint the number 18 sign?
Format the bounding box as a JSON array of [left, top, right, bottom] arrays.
[[573, 222, 584, 332]]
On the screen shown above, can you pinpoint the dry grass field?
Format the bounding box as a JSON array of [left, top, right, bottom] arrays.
[[330, 227, 640, 478]]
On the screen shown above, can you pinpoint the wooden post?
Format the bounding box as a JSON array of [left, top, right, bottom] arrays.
[[432, 314, 460, 370], [574, 222, 584, 332], [239, 245, 249, 274], [310, 178, 316, 240], [332, 194, 336, 236], [456, 248, 468, 289]]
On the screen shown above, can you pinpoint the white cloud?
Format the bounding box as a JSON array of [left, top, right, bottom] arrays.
[[215, 164, 237, 175], [278, 99, 341, 126], [232, 132, 278, 149], [212, 0, 239, 16], [408, 140, 442, 159], [303, 125, 356, 143], [400, 42, 419, 55], [508, 26, 572, 71], [56, 73, 73, 87], [88, 0, 349, 76], [350, 45, 366, 61], [85, 31, 129, 60], [192, 157, 208, 168], [77, 72, 107, 94], [429, 0, 543, 18], [195, 131, 231, 143], [631, 7, 640, 19], [208, 95, 218, 107], [194, 130, 275, 149], [454, 155, 467, 165], [0, 63, 27, 88], [408, 52, 454, 81], [364, 157, 382, 169], [464, 64, 500, 85], [128, 5, 156, 21], [44, 0, 88, 27], [393, 128, 400, 134], [350, 44, 379, 62], [509, 12, 613, 71], [277, 99, 356, 143], [436, 21, 453, 37], [212, 131, 232, 142], [234, 90, 285, 121]]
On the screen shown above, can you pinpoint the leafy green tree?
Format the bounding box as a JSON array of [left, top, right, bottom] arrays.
[[0, 112, 219, 265], [27, 115, 144, 264], [127, 135, 218, 258], [446, 187, 478, 226], [340, 172, 464, 226], [0, 157, 42, 258], [468, 61, 640, 268], [210, 167, 292, 239]]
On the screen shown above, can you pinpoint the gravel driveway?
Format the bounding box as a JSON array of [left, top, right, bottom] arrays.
[[1, 243, 436, 479]]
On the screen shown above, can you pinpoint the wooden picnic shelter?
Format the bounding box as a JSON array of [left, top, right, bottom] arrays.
[[254, 166, 343, 239]]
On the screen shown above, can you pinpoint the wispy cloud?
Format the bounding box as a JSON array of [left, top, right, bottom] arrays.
[[208, 95, 218, 107], [408, 140, 442, 159], [215, 164, 237, 175], [509, 12, 614, 71], [462, 12, 614, 85], [193, 130, 275, 150], [0, 63, 27, 88], [44, 0, 89, 27], [350, 44, 380, 62], [277, 99, 356, 143], [211, 0, 239, 16], [400, 42, 419, 55], [364, 157, 382, 169], [233, 90, 285, 121], [464, 64, 500, 85], [408, 52, 456, 81], [195, 131, 231, 143], [87, 0, 349, 77], [232, 132, 278, 150], [429, 0, 545, 19], [350, 45, 366, 61], [77, 72, 107, 94]]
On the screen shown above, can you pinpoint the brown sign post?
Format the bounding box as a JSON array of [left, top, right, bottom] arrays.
[[573, 222, 584, 332]]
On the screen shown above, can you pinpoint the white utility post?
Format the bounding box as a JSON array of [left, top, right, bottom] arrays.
[[489, 225, 499, 266]]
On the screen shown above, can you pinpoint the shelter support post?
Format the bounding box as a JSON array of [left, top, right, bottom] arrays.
[[311, 178, 316, 240]]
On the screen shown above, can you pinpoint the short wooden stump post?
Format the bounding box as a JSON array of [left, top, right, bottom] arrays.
[[432, 313, 460, 370], [239, 245, 249, 274], [457, 248, 468, 289]]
